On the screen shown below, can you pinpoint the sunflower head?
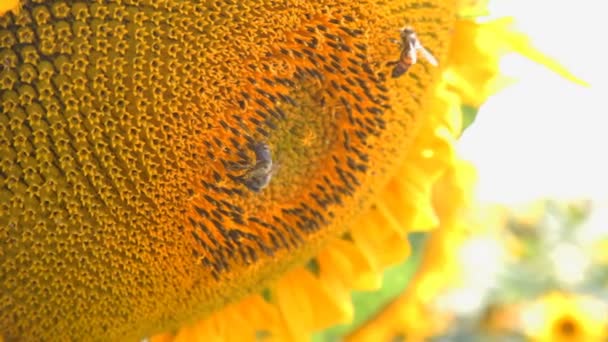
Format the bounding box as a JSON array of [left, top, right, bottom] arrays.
[[1, 0, 460, 340], [521, 292, 608, 342]]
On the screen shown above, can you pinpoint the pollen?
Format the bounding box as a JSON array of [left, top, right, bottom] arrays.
[[0, 0, 455, 340]]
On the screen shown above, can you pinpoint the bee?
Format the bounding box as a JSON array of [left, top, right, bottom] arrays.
[[387, 26, 438, 78], [238, 142, 278, 192]]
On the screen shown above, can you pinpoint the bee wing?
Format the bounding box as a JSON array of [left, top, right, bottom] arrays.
[[418, 47, 438, 66], [409, 47, 418, 65], [269, 161, 281, 178]]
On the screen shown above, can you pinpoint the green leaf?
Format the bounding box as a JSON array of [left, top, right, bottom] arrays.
[[461, 105, 480, 135]]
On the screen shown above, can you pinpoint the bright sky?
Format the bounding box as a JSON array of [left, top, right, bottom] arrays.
[[458, 0, 608, 203]]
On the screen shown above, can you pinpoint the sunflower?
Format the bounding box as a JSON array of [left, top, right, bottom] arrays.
[[0, 0, 568, 341], [521, 292, 608, 342]]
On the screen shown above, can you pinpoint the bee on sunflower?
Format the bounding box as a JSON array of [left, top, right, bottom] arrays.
[[0, 0, 580, 341]]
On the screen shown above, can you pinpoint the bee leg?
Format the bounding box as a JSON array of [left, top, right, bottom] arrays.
[[385, 60, 398, 67], [225, 161, 253, 172]]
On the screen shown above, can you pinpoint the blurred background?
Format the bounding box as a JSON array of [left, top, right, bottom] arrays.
[[316, 0, 608, 340], [462, 0, 608, 203]]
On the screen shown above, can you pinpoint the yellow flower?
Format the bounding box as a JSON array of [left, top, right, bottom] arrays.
[[0, 0, 459, 340], [0, 1, 562, 341], [521, 292, 608, 342]]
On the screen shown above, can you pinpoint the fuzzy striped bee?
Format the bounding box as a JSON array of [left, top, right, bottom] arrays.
[[238, 142, 278, 192], [388, 26, 438, 78]]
